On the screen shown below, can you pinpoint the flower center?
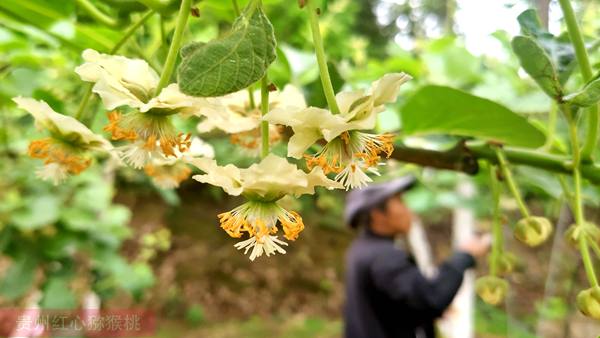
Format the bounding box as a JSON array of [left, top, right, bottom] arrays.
[[28, 138, 91, 174]]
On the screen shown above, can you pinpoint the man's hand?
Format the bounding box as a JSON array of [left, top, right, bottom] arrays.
[[459, 234, 491, 258]]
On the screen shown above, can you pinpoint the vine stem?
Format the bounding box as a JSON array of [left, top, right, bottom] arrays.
[[489, 164, 502, 277], [75, 10, 156, 122], [564, 104, 599, 287], [75, 0, 118, 27], [154, 0, 192, 96], [558, 0, 598, 161], [306, 0, 341, 114], [260, 75, 270, 159], [494, 147, 530, 218]]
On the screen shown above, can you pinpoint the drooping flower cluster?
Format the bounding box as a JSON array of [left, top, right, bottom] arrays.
[[185, 154, 342, 260], [264, 73, 411, 189], [13, 45, 412, 260], [13, 97, 112, 184]]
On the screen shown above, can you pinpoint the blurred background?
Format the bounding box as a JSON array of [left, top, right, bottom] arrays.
[[1, 0, 600, 337]]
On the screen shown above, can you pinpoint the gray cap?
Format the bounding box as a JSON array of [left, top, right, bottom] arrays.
[[344, 175, 417, 228]]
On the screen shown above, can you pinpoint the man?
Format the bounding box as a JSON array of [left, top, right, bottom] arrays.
[[343, 176, 490, 338]]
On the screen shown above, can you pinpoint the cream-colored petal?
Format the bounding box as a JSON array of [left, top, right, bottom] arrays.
[[264, 106, 349, 155], [290, 166, 343, 195], [335, 89, 366, 115], [242, 154, 342, 198], [271, 85, 306, 110], [242, 154, 308, 198], [369, 72, 412, 106], [286, 129, 322, 159], [13, 97, 112, 151], [141, 83, 217, 115], [197, 106, 260, 133], [194, 90, 260, 133], [75, 49, 158, 110], [186, 157, 243, 196]]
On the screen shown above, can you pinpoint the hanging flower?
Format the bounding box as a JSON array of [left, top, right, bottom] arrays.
[[196, 85, 306, 151], [475, 275, 508, 306], [13, 97, 112, 184], [145, 137, 214, 189], [75, 49, 215, 168], [263, 73, 411, 189], [185, 154, 342, 260]]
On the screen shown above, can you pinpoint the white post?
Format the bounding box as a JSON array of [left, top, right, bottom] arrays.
[[446, 180, 476, 338]]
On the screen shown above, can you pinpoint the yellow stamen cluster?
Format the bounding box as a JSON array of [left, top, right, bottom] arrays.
[[305, 153, 342, 175], [28, 138, 90, 174], [280, 210, 304, 241], [354, 133, 394, 167], [217, 204, 305, 243], [103, 111, 191, 158], [305, 131, 395, 175], [104, 111, 137, 141]]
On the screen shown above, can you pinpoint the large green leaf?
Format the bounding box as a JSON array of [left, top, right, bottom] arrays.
[[401, 85, 546, 148], [512, 35, 563, 99], [177, 2, 276, 97], [564, 77, 600, 107], [517, 9, 575, 85]]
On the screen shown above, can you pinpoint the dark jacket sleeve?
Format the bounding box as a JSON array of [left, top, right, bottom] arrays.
[[369, 249, 475, 317]]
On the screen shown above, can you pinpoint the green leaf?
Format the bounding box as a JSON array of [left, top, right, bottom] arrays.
[[0, 0, 120, 52], [564, 77, 600, 107], [401, 85, 546, 148], [512, 35, 563, 99], [516, 9, 575, 85], [177, 3, 276, 97], [11, 195, 60, 230], [0, 254, 37, 300]]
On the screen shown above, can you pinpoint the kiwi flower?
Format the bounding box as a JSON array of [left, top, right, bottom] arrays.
[[75, 49, 215, 168], [13, 97, 112, 184], [263, 73, 411, 189], [185, 154, 342, 260]]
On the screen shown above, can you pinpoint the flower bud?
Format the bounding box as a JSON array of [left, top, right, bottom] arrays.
[[565, 222, 600, 248], [576, 287, 600, 319], [476, 276, 508, 306], [496, 252, 519, 276], [513, 216, 553, 247]]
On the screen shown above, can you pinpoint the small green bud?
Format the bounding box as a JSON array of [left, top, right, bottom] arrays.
[[476, 276, 508, 306], [565, 222, 600, 248], [576, 287, 600, 319], [513, 216, 553, 247]]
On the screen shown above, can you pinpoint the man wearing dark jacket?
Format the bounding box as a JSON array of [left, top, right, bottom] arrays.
[[343, 176, 489, 338]]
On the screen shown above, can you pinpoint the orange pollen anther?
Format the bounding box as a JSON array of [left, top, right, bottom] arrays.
[[103, 111, 137, 141], [28, 139, 91, 175], [28, 138, 51, 159], [280, 211, 304, 241]]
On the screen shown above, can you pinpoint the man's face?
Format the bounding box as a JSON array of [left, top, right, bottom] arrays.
[[378, 195, 413, 234]]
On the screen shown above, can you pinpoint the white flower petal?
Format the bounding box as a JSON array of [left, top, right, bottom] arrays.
[[141, 83, 217, 115], [187, 154, 342, 198], [369, 72, 412, 106], [75, 49, 158, 110], [186, 157, 244, 196], [13, 97, 112, 151]]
